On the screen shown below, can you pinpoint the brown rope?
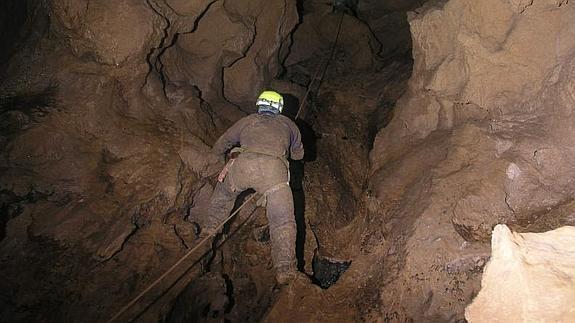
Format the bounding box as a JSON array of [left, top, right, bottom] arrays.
[[106, 193, 258, 323], [295, 11, 345, 120]]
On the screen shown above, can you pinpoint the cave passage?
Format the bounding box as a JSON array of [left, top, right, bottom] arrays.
[[0, 0, 415, 321], [3, 0, 575, 322]]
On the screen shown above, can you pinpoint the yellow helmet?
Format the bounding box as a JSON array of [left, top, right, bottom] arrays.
[[256, 90, 284, 114]]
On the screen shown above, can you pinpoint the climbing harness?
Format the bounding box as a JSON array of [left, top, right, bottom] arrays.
[[224, 146, 291, 181], [107, 10, 346, 323], [217, 158, 236, 182], [218, 147, 291, 207], [243, 149, 291, 181], [257, 182, 290, 207]]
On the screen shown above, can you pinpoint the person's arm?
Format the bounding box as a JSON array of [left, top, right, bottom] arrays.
[[212, 117, 249, 158], [289, 121, 304, 160]]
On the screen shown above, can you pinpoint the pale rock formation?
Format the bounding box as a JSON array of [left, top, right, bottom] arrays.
[[466, 224, 575, 323]]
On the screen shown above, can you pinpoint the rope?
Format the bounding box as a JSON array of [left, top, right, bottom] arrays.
[[108, 10, 348, 323], [295, 11, 345, 120], [106, 193, 258, 323]]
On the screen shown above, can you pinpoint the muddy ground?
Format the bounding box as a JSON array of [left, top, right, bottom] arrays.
[[1, 0, 575, 322]]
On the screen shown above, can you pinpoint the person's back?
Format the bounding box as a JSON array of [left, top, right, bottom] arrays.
[[212, 112, 303, 161], [239, 113, 294, 157], [195, 90, 305, 285]]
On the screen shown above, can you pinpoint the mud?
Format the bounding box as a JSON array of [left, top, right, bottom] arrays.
[[1, 0, 575, 322], [312, 255, 351, 289]]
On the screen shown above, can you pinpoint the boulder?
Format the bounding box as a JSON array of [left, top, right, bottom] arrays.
[[51, 0, 163, 66], [466, 224, 575, 322], [286, 1, 380, 70]]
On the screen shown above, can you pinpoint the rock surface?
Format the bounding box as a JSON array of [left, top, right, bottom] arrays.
[[466, 224, 575, 322], [0, 0, 300, 321], [2, 0, 575, 321], [267, 0, 575, 321], [365, 0, 575, 320], [286, 0, 380, 70]]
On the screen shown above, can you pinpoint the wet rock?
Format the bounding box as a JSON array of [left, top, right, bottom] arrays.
[[312, 255, 351, 289], [466, 225, 575, 322], [166, 272, 229, 323], [222, 0, 299, 106], [51, 0, 164, 66], [286, 1, 380, 70], [367, 0, 575, 320]]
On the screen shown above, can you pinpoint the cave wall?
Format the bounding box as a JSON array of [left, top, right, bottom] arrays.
[[356, 0, 426, 57], [285, 0, 381, 70], [4, 0, 574, 321], [160, 0, 300, 114], [285, 0, 427, 70], [368, 0, 575, 320], [0, 0, 300, 321], [0, 0, 30, 72], [266, 0, 575, 322]]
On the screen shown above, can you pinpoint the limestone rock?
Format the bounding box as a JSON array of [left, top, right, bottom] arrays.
[[165, 0, 215, 16], [368, 0, 575, 320], [51, 0, 163, 66], [222, 0, 299, 106], [466, 224, 575, 322], [162, 1, 254, 115], [286, 1, 380, 70], [160, 0, 300, 116]]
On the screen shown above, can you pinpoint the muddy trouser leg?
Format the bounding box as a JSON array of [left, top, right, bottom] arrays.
[[265, 185, 297, 274], [203, 177, 239, 232]]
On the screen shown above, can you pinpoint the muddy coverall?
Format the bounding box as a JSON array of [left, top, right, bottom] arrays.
[[205, 112, 304, 276]]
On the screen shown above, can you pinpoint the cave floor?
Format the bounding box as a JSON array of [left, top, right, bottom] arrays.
[[166, 56, 415, 322], [245, 57, 414, 322]]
